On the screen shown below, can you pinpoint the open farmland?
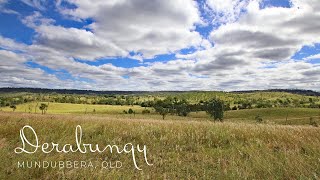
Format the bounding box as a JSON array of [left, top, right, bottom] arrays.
[[1, 102, 319, 125], [0, 89, 319, 179], [0, 112, 320, 179]]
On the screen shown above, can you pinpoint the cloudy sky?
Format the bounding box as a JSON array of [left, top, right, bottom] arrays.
[[0, 0, 319, 91]]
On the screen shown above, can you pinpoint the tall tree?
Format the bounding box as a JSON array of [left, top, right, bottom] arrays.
[[39, 103, 48, 114], [205, 99, 225, 122]]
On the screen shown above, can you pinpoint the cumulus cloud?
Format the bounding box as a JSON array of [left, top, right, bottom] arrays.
[[0, 36, 27, 51], [0, 0, 320, 91], [22, 12, 127, 60], [0, 49, 62, 88], [303, 54, 320, 61], [206, 0, 320, 63], [0, 35, 128, 89], [179, 0, 320, 72], [57, 0, 203, 58], [173, 0, 320, 90]]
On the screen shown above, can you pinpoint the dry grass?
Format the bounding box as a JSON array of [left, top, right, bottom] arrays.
[[0, 102, 151, 114], [2, 102, 320, 126], [0, 111, 320, 179]]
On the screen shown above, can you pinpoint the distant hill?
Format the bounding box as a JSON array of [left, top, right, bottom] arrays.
[[0, 87, 143, 95], [0, 87, 183, 95], [232, 89, 320, 96], [0, 87, 319, 96]]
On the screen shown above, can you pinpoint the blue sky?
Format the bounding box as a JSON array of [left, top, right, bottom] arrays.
[[0, 0, 319, 90]]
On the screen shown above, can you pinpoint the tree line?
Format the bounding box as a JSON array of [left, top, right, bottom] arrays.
[[152, 97, 225, 121]]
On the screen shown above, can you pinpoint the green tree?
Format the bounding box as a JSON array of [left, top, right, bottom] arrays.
[[153, 98, 174, 119], [39, 103, 48, 114], [10, 105, 16, 112], [128, 108, 134, 114], [175, 104, 190, 117], [205, 99, 224, 122], [154, 106, 170, 120]]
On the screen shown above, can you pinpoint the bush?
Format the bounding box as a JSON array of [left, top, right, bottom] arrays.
[[309, 117, 318, 127], [10, 105, 16, 112], [142, 109, 151, 114], [128, 108, 134, 114], [255, 115, 263, 123], [224, 103, 231, 111]]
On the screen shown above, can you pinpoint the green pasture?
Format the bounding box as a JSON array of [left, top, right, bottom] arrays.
[[0, 102, 152, 114], [0, 112, 319, 179], [1, 102, 319, 126]]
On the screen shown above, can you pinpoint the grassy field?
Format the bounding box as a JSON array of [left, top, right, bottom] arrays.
[[0, 102, 152, 114], [167, 91, 320, 104], [0, 112, 319, 179], [1, 102, 319, 125], [0, 99, 319, 179]]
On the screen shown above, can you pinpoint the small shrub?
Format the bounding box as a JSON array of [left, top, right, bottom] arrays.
[[10, 105, 16, 112], [142, 109, 151, 114], [255, 115, 263, 123], [128, 108, 134, 114], [309, 117, 318, 127]]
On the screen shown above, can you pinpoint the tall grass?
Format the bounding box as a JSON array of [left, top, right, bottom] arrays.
[[0, 112, 319, 179], [0, 102, 152, 114]]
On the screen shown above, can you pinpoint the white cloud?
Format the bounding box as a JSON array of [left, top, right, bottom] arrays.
[[181, 0, 320, 71], [0, 0, 18, 14], [0, 49, 64, 88], [57, 0, 203, 59], [205, 0, 250, 24], [0, 0, 320, 91], [0, 50, 26, 65], [21, 0, 47, 11], [304, 54, 320, 61], [22, 12, 127, 60], [34, 25, 127, 60], [0, 36, 27, 51]]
